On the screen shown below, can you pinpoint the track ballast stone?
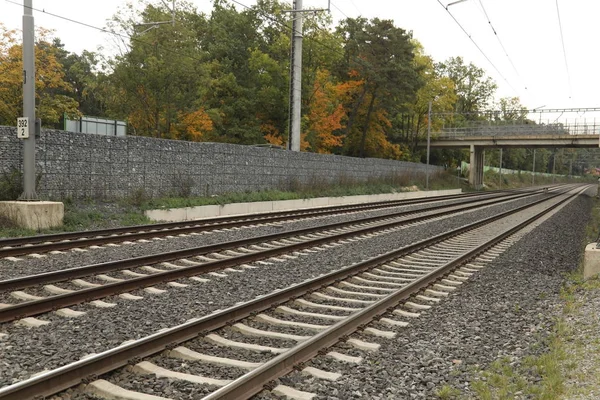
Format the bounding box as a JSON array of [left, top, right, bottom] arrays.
[[254, 192, 592, 399], [0, 193, 534, 281], [0, 193, 560, 388]]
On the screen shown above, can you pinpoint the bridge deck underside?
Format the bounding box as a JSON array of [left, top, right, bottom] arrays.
[[428, 134, 599, 149]]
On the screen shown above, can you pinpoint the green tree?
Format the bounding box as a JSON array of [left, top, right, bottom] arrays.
[[437, 56, 497, 117], [108, 1, 205, 137], [336, 17, 422, 158], [399, 42, 457, 155], [51, 39, 108, 116]]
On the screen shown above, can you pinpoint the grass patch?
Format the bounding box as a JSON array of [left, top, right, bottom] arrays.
[[436, 384, 461, 399], [470, 323, 570, 400], [553, 195, 600, 398], [61, 205, 151, 231], [0, 213, 37, 237], [585, 197, 600, 244], [0, 170, 460, 238], [0, 200, 152, 239], [141, 171, 463, 210], [482, 170, 594, 190], [0, 166, 582, 238], [467, 196, 600, 400]]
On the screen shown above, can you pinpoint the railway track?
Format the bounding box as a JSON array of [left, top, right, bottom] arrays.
[[0, 185, 588, 400], [0, 189, 529, 259], [0, 187, 562, 324]]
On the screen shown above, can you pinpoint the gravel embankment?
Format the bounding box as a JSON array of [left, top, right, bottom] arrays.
[[562, 287, 600, 400], [248, 191, 592, 399], [0, 191, 561, 388]]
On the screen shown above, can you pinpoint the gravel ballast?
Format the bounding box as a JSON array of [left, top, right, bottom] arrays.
[[252, 190, 593, 399], [0, 190, 577, 390], [0, 192, 538, 282]]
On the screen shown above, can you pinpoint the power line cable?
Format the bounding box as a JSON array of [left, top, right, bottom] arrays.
[[2, 0, 309, 95], [6, 0, 430, 92], [4, 0, 303, 87], [555, 0, 573, 99], [435, 0, 519, 96], [228, 0, 384, 77], [3, 0, 209, 63], [348, 0, 363, 16], [330, 1, 350, 19], [5, 0, 449, 105], [476, 0, 527, 90]]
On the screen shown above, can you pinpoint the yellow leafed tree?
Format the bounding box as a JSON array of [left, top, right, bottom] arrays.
[[0, 24, 79, 126], [175, 108, 214, 141]]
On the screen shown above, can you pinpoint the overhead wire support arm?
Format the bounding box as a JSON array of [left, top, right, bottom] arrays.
[[446, 0, 468, 9], [436, 0, 519, 96], [134, 0, 176, 33], [284, 0, 331, 13]]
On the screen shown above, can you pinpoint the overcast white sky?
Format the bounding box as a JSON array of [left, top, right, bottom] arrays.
[[1, 0, 600, 122]]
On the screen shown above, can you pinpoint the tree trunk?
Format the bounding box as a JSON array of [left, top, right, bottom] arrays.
[[345, 84, 368, 138], [411, 117, 422, 155], [359, 87, 377, 158], [155, 105, 160, 138]]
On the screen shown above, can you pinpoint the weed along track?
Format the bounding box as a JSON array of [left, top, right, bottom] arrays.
[[0, 188, 558, 325], [0, 185, 588, 400]]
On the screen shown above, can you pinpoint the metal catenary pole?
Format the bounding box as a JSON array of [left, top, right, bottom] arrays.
[[287, 0, 303, 152], [499, 148, 503, 187], [552, 150, 556, 183], [426, 101, 432, 190], [532, 149, 536, 186], [20, 0, 38, 200]]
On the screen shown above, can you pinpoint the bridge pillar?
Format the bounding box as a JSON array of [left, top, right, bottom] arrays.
[[469, 144, 484, 189]]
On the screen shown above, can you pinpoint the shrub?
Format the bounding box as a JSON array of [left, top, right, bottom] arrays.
[[0, 168, 23, 200], [171, 172, 194, 198]]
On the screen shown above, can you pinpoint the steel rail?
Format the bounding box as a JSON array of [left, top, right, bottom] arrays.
[[203, 185, 589, 400], [0, 189, 544, 295], [0, 186, 584, 400], [0, 189, 567, 323], [0, 190, 509, 257]]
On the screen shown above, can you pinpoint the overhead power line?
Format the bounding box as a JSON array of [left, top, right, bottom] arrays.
[[330, 1, 350, 19], [476, 0, 527, 90], [228, 0, 388, 78], [4, 0, 302, 88], [3, 0, 209, 64], [435, 0, 519, 96], [555, 0, 573, 99], [348, 0, 363, 16]]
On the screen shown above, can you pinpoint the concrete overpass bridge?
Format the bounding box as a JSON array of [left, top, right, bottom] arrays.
[[423, 122, 600, 188]]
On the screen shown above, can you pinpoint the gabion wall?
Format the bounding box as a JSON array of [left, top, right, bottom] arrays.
[[0, 126, 438, 200]]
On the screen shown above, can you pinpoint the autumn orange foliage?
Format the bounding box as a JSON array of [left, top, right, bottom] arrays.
[[126, 85, 157, 135], [177, 108, 214, 141], [304, 69, 361, 153], [262, 123, 284, 146]]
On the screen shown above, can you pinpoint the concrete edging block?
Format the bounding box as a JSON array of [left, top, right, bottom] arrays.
[[584, 242, 600, 279], [0, 201, 63, 230], [185, 205, 220, 220], [144, 189, 462, 222], [272, 199, 304, 211]]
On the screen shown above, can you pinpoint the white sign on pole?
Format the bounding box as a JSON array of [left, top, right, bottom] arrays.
[[17, 117, 29, 139]]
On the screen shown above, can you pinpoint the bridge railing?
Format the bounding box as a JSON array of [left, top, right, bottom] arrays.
[[438, 122, 600, 138]]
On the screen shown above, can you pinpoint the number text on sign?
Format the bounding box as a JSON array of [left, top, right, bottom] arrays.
[[17, 117, 29, 139]]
